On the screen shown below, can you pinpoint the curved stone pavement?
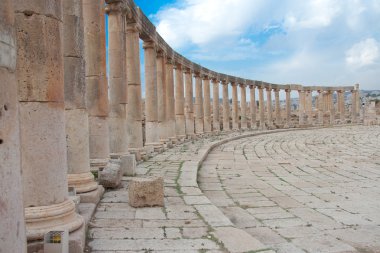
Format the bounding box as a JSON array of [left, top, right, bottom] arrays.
[[200, 125, 380, 253], [87, 125, 380, 253]]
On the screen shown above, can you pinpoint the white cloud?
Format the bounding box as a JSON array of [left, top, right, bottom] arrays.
[[346, 38, 379, 68]]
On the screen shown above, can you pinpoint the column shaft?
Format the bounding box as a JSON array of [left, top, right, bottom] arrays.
[[318, 91, 324, 125], [250, 85, 257, 129], [266, 87, 273, 127], [212, 79, 220, 131], [194, 73, 204, 134], [298, 90, 305, 126], [274, 89, 281, 126], [16, 0, 83, 239], [126, 23, 144, 154], [339, 91, 345, 122], [222, 82, 230, 131], [330, 91, 335, 125], [258, 86, 265, 129], [351, 90, 357, 123], [0, 0, 26, 250], [184, 69, 195, 136], [203, 76, 212, 133], [285, 89, 291, 127], [156, 51, 169, 143], [175, 64, 186, 138], [232, 83, 239, 129], [165, 59, 176, 141], [240, 85, 247, 129], [143, 41, 160, 148]]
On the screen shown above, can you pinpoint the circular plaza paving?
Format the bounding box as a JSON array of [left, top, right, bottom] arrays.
[[199, 125, 380, 253]]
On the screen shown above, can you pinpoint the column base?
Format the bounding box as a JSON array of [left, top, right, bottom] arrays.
[[68, 172, 99, 194], [145, 142, 164, 153], [128, 148, 146, 161], [25, 199, 84, 241], [90, 158, 109, 170], [78, 185, 105, 204]]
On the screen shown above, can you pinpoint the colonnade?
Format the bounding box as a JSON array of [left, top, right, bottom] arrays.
[[0, 0, 361, 251]]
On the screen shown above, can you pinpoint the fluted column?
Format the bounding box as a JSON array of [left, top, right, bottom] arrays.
[[329, 91, 335, 125], [184, 68, 195, 137], [317, 90, 324, 125], [143, 41, 161, 150], [156, 51, 169, 144], [258, 84, 265, 129], [212, 78, 220, 132], [106, 2, 128, 157], [0, 1, 26, 250], [175, 63, 186, 139], [285, 89, 291, 128], [298, 90, 305, 126], [16, 0, 84, 240], [194, 73, 204, 134], [231, 82, 239, 130], [203, 75, 212, 133], [126, 22, 144, 156], [65, 0, 100, 197], [274, 88, 281, 126], [240, 84, 247, 129], [266, 85, 273, 128], [249, 84, 257, 129], [222, 81, 230, 131], [165, 58, 176, 141]]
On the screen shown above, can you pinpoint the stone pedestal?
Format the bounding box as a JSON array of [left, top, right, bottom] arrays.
[[194, 73, 204, 134], [212, 79, 220, 132], [129, 177, 164, 207], [0, 1, 27, 251], [231, 82, 239, 130], [203, 76, 212, 133], [240, 84, 248, 129], [15, 0, 84, 240], [249, 84, 257, 129], [222, 81, 230, 131]]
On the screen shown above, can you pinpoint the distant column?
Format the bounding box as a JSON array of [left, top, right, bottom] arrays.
[[0, 0, 26, 250], [351, 89, 357, 123], [16, 0, 84, 239], [222, 81, 230, 131], [231, 82, 239, 129], [165, 57, 176, 142], [329, 91, 335, 125], [143, 41, 161, 150], [274, 88, 281, 126], [317, 90, 324, 125], [355, 84, 360, 120], [194, 73, 204, 134], [266, 85, 273, 128], [298, 90, 305, 126], [249, 84, 257, 129], [203, 75, 212, 133], [156, 50, 169, 144], [240, 84, 248, 129], [284, 89, 291, 128], [184, 68, 195, 137], [175, 63, 186, 139], [258, 84, 265, 129], [126, 22, 144, 157], [338, 90, 345, 122], [212, 78, 220, 132], [106, 2, 128, 157], [306, 90, 313, 124]]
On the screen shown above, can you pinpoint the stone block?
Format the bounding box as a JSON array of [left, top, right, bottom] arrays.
[[120, 154, 136, 176], [128, 177, 164, 208], [98, 162, 122, 188], [79, 185, 104, 204]]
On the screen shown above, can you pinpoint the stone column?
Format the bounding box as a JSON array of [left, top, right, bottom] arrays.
[[249, 84, 257, 129], [83, 0, 110, 167], [317, 90, 324, 125], [15, 0, 84, 240], [274, 88, 281, 126], [106, 1, 128, 157], [222, 81, 230, 131], [240, 84, 248, 129], [266, 85, 273, 128], [306, 90, 313, 124], [355, 83, 360, 119], [298, 90, 305, 126], [184, 68, 195, 137], [0, 1, 26, 251], [143, 41, 161, 150], [156, 50, 169, 144], [231, 82, 239, 130], [258, 84, 265, 129], [65, 0, 101, 200], [194, 73, 204, 134], [175, 63, 186, 139], [165, 58, 176, 142], [338, 90, 345, 122], [351, 89, 357, 123], [203, 75, 212, 133], [329, 91, 335, 125], [212, 78, 220, 132], [285, 89, 291, 128], [126, 22, 144, 157]]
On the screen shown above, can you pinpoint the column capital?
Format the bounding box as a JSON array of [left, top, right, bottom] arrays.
[[211, 78, 219, 83], [142, 40, 155, 50], [126, 22, 141, 33], [202, 74, 210, 80], [193, 72, 201, 78], [104, 1, 124, 14], [239, 83, 246, 88], [156, 49, 164, 58], [230, 82, 237, 87], [183, 67, 191, 74], [265, 86, 272, 91], [249, 84, 256, 89], [174, 62, 182, 70], [273, 88, 280, 92], [221, 80, 227, 85], [165, 56, 174, 65], [285, 89, 291, 93]]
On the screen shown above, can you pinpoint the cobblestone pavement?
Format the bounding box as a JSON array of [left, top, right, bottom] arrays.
[[200, 125, 380, 253], [87, 125, 380, 253]]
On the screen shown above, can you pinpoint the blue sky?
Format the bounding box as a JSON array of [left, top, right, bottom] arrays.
[[132, 0, 380, 91]]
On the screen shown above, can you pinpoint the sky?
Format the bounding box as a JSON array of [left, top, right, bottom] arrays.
[[133, 0, 380, 91]]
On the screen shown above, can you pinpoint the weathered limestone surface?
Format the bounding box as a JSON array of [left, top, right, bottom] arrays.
[[0, 1, 26, 251], [156, 51, 169, 143], [165, 59, 176, 141], [15, 0, 84, 240], [128, 177, 164, 207], [250, 84, 257, 129], [99, 162, 123, 189], [212, 79, 220, 131], [175, 64, 186, 138], [184, 68, 195, 137], [240, 84, 247, 129], [203, 76, 212, 133], [232, 82, 239, 130], [258, 85, 266, 129], [194, 73, 204, 134], [222, 81, 230, 131]]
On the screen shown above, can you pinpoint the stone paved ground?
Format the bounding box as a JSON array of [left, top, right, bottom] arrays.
[[200, 125, 380, 253], [87, 125, 380, 253]]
